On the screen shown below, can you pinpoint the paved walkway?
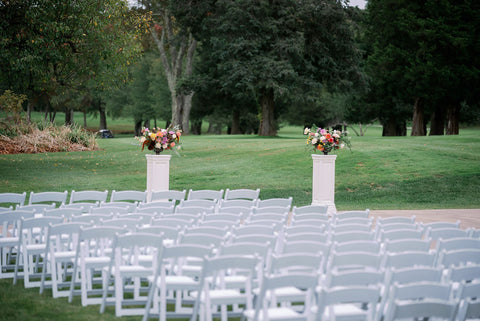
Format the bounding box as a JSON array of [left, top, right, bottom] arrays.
[[368, 209, 480, 229]]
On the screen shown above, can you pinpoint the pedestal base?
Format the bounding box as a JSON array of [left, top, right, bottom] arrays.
[[146, 154, 171, 202], [311, 154, 337, 215]]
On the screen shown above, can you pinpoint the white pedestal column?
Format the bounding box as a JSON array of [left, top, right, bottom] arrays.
[[311, 154, 337, 215], [146, 154, 171, 202]]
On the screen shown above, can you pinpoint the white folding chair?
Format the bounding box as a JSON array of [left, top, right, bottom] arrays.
[[283, 231, 330, 244], [291, 213, 330, 224], [68, 226, 126, 306], [71, 213, 113, 225], [69, 190, 108, 205], [91, 206, 131, 215], [383, 299, 458, 321], [43, 207, 84, 221], [101, 218, 140, 232], [218, 199, 256, 209], [377, 229, 424, 242], [457, 298, 480, 321], [109, 190, 147, 204], [17, 203, 56, 213], [175, 205, 215, 215], [292, 204, 328, 215], [422, 221, 461, 230], [223, 188, 260, 201], [40, 222, 91, 297], [375, 216, 416, 225], [437, 249, 480, 268], [425, 227, 471, 241], [332, 240, 382, 254], [332, 210, 369, 222], [191, 255, 261, 321], [326, 251, 383, 273], [0, 192, 26, 208], [187, 189, 224, 202], [100, 232, 164, 317], [383, 282, 454, 321], [256, 197, 292, 210], [137, 225, 181, 244], [330, 230, 376, 243], [331, 223, 372, 234], [0, 210, 35, 279], [13, 216, 64, 287], [142, 244, 214, 321], [253, 206, 290, 215], [383, 251, 436, 270], [28, 191, 68, 207], [136, 205, 175, 215], [314, 285, 381, 321], [150, 189, 186, 204], [383, 238, 432, 253], [243, 273, 317, 321]]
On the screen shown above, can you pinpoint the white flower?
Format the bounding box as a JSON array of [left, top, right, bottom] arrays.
[[155, 142, 162, 149], [304, 128, 311, 135], [162, 144, 168, 149], [314, 133, 320, 137], [172, 134, 177, 139], [140, 137, 146, 143], [340, 143, 345, 148], [312, 138, 318, 144], [333, 133, 340, 138], [320, 136, 326, 141]]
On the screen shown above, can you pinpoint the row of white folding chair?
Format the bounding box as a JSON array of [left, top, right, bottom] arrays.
[[0, 210, 36, 279]]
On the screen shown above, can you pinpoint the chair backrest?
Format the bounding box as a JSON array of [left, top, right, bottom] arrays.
[[71, 213, 113, 224], [101, 218, 140, 231], [285, 225, 327, 235], [255, 197, 292, 210], [109, 190, 147, 203], [269, 252, 323, 275], [202, 213, 242, 223], [253, 206, 290, 215], [233, 224, 277, 237], [383, 238, 432, 253], [223, 188, 260, 201], [184, 226, 229, 237], [284, 232, 329, 244], [178, 199, 218, 208], [376, 222, 421, 234], [136, 205, 174, 215], [179, 232, 225, 248], [118, 213, 154, 225], [334, 217, 373, 226], [216, 206, 253, 218], [422, 221, 461, 230], [383, 251, 436, 269], [175, 205, 215, 215], [218, 199, 257, 209], [28, 191, 68, 206], [376, 215, 416, 226], [324, 268, 385, 288], [290, 218, 331, 228], [316, 285, 381, 321], [90, 206, 131, 215], [248, 213, 288, 223], [43, 207, 84, 220], [330, 230, 376, 243], [69, 190, 108, 204], [291, 213, 330, 223], [426, 227, 471, 241], [445, 265, 480, 284], [437, 249, 480, 268], [292, 204, 328, 215], [150, 189, 186, 203], [378, 229, 424, 242], [332, 209, 370, 221], [187, 189, 224, 202], [331, 223, 373, 233], [326, 251, 383, 272], [333, 240, 382, 254], [282, 240, 331, 257], [383, 266, 445, 299], [161, 213, 201, 223], [436, 237, 480, 253], [0, 210, 35, 238], [218, 242, 272, 269], [152, 217, 195, 229], [0, 192, 26, 207], [252, 273, 317, 321], [16, 203, 56, 212], [384, 299, 458, 321], [137, 225, 181, 242], [99, 202, 136, 212]]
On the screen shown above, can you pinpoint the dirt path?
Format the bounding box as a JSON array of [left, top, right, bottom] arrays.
[[368, 209, 480, 229]]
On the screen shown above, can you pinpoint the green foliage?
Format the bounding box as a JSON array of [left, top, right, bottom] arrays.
[[0, 90, 28, 136]]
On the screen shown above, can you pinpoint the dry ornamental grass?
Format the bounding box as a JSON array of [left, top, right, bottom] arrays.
[[0, 126, 98, 154]]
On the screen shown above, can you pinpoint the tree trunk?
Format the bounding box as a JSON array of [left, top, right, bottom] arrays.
[[382, 118, 406, 136], [99, 102, 107, 130], [190, 119, 202, 135], [231, 110, 242, 135], [258, 88, 276, 136], [151, 11, 197, 134], [429, 106, 445, 135], [446, 103, 460, 135], [65, 108, 73, 126], [411, 97, 425, 136], [134, 120, 142, 136]]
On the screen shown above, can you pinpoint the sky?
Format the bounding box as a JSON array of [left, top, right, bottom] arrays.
[[348, 0, 367, 9]]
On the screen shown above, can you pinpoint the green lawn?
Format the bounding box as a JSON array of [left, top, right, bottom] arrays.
[[1, 123, 480, 321], [0, 123, 479, 210]]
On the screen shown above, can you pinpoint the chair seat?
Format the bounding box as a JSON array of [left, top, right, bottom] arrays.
[[52, 251, 76, 260], [0, 237, 18, 245], [244, 307, 304, 320], [149, 274, 200, 289], [84, 256, 110, 267]]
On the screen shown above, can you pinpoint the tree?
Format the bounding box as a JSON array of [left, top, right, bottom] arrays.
[[172, 0, 360, 136], [0, 0, 146, 127], [365, 0, 480, 136]]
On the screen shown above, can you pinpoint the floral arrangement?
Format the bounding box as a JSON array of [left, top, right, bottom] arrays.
[[136, 127, 182, 155], [304, 125, 351, 155]]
